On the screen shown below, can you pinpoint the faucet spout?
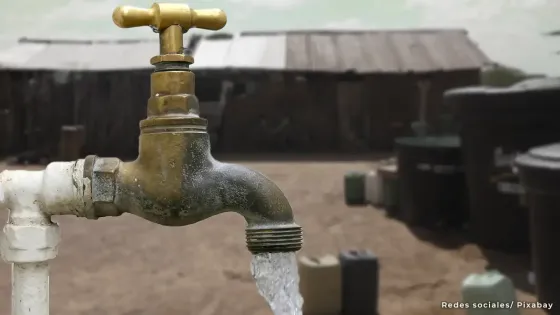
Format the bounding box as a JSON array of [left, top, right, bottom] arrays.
[[84, 112, 302, 254], [211, 162, 297, 226], [207, 162, 303, 253]]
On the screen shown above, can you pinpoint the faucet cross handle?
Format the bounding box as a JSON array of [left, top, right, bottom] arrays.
[[112, 3, 227, 32]]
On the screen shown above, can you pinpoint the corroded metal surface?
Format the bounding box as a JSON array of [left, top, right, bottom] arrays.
[[83, 3, 302, 253]]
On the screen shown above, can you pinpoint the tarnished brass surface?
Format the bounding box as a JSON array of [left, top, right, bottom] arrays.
[[81, 3, 302, 253], [111, 3, 227, 121], [84, 3, 302, 253], [112, 3, 227, 32], [150, 71, 194, 96], [147, 94, 199, 117], [118, 130, 298, 226], [150, 54, 194, 65], [160, 25, 183, 54]]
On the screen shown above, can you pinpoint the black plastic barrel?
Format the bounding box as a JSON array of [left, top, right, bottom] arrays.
[[516, 143, 560, 313], [395, 136, 467, 229], [340, 250, 379, 315], [344, 171, 366, 205], [447, 78, 560, 252]]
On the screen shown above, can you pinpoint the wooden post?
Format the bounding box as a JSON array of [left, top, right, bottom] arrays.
[[58, 125, 85, 161], [417, 80, 431, 123]]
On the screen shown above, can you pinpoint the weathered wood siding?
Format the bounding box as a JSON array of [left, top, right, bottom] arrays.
[[0, 70, 150, 159], [218, 70, 480, 152], [0, 69, 480, 159], [220, 74, 339, 152]]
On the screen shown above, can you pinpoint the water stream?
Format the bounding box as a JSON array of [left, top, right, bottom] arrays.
[[251, 252, 304, 315]]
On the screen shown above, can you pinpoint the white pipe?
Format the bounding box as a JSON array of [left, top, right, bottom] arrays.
[[0, 160, 88, 315], [12, 262, 50, 315]]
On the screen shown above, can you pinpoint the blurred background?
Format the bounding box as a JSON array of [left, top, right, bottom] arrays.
[[0, 1, 558, 315]]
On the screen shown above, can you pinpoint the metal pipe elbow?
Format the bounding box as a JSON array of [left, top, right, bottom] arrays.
[[84, 154, 302, 253], [211, 162, 295, 225], [209, 162, 303, 254]]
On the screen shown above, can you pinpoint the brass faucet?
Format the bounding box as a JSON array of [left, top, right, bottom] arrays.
[[82, 3, 302, 253]]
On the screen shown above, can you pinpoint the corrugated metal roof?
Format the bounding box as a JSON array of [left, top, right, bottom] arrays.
[[0, 29, 490, 72], [191, 29, 491, 73], [192, 34, 287, 70], [0, 38, 159, 70]]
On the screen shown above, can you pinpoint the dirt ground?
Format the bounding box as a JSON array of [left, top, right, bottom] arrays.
[[0, 159, 546, 315]]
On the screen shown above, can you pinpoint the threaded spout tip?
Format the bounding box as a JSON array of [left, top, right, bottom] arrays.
[[246, 224, 303, 254]]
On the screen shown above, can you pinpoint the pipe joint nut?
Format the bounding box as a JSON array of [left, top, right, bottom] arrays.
[[0, 224, 61, 263], [91, 157, 121, 219]]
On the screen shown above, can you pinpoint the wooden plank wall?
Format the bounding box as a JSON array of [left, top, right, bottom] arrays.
[[0, 69, 480, 159], [220, 70, 480, 153], [0, 70, 151, 159], [219, 75, 339, 153]]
